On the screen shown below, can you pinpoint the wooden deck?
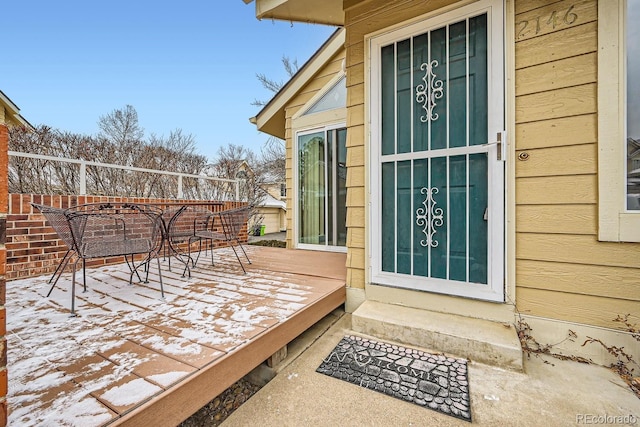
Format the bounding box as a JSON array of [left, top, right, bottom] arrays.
[[6, 246, 346, 426]]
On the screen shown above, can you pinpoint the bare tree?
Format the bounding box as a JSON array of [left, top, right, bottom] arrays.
[[8, 108, 216, 198], [248, 54, 295, 195], [98, 105, 144, 146], [251, 56, 299, 107], [207, 143, 266, 225]]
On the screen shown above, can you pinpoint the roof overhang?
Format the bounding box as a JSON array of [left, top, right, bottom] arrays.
[[0, 90, 33, 129], [243, 0, 345, 26], [250, 28, 345, 139]]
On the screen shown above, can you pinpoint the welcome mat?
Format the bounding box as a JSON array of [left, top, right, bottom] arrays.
[[316, 335, 471, 422]]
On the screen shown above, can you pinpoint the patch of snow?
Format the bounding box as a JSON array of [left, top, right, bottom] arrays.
[[99, 378, 162, 407], [147, 371, 190, 387]]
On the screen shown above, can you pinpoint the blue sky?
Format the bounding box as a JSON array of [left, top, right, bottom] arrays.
[[2, 1, 336, 160]]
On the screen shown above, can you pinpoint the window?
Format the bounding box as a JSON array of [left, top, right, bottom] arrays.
[[296, 126, 347, 249], [280, 183, 286, 197], [303, 76, 346, 116], [598, 0, 640, 242]]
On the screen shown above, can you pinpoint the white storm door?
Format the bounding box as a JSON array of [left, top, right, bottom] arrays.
[[369, 0, 505, 301]]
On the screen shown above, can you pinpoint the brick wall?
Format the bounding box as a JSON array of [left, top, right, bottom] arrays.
[[0, 124, 8, 426], [6, 194, 247, 281]]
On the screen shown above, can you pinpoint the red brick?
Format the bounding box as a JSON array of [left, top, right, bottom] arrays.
[[0, 400, 6, 427], [0, 369, 6, 400], [9, 195, 20, 214]]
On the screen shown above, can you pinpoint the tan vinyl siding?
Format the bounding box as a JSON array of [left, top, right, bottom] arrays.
[[282, 50, 346, 249], [514, 0, 640, 329]]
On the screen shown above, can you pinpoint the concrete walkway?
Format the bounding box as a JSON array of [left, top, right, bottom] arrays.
[[223, 311, 640, 427]]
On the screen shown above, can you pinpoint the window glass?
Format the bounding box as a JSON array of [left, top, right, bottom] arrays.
[[304, 76, 347, 115], [297, 127, 347, 248], [627, 1, 640, 210]]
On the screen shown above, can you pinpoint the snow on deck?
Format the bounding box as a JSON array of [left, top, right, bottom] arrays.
[[7, 246, 346, 426]]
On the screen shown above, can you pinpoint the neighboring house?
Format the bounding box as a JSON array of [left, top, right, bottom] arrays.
[[0, 89, 31, 423], [246, 0, 640, 368], [236, 160, 287, 234]]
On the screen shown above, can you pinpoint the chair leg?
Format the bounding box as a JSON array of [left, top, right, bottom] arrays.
[[70, 258, 81, 317], [229, 244, 247, 274], [48, 249, 71, 284], [46, 251, 73, 297], [156, 256, 165, 298], [82, 259, 87, 293], [125, 254, 143, 282], [236, 240, 252, 264]]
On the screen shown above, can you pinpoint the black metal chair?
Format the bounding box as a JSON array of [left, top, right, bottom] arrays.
[[31, 203, 78, 297], [191, 206, 252, 273], [164, 205, 213, 277], [65, 202, 165, 315]]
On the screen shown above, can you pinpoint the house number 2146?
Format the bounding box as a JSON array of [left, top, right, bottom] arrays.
[[516, 5, 578, 39]]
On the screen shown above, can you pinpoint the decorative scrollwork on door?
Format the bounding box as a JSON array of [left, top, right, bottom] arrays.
[[415, 60, 444, 123], [415, 187, 444, 248]]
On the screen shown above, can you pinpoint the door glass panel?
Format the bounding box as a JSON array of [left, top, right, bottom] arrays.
[[430, 156, 448, 279], [397, 160, 412, 274], [327, 131, 334, 246], [397, 40, 412, 154], [336, 128, 348, 246], [449, 21, 468, 148], [469, 14, 488, 146], [298, 132, 325, 244], [449, 155, 467, 282], [382, 45, 396, 156], [382, 162, 395, 272], [413, 34, 429, 153], [298, 128, 347, 248], [413, 158, 429, 276], [430, 27, 448, 151], [469, 153, 488, 284]]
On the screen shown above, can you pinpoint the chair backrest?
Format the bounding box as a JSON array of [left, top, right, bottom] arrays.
[[166, 205, 214, 242], [219, 206, 250, 241], [31, 203, 75, 250], [65, 203, 164, 257]]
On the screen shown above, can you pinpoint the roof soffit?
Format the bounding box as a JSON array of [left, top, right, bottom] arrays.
[[253, 0, 344, 26]]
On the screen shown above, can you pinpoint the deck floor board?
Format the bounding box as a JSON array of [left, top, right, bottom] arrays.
[[7, 246, 346, 426]]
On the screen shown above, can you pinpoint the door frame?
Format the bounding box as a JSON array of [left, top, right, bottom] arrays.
[[366, 0, 505, 301], [293, 124, 348, 253]]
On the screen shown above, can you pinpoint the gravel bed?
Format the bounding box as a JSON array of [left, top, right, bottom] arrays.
[[179, 378, 262, 427]]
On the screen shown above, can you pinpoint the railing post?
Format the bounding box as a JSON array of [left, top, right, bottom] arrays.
[[79, 160, 87, 195], [177, 175, 183, 199]]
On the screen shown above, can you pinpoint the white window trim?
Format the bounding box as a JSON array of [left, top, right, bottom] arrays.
[[293, 124, 348, 253], [597, 0, 640, 242]]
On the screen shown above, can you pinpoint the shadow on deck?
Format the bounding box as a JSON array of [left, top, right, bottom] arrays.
[[7, 246, 346, 426]]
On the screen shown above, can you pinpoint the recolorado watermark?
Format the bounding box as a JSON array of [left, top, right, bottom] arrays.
[[576, 413, 637, 425]]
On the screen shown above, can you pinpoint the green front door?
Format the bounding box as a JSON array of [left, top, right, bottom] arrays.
[[370, 0, 505, 301]]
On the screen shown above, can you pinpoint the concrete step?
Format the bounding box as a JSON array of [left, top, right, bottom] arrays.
[[351, 300, 523, 371]]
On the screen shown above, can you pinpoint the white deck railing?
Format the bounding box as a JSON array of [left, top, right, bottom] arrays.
[[8, 151, 241, 200]]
